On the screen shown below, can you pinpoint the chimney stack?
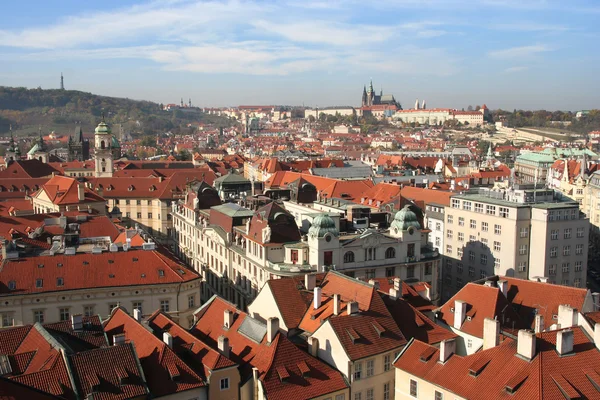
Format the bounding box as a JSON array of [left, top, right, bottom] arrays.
[[314, 287, 322, 309], [439, 338, 456, 363], [453, 300, 467, 329], [483, 318, 500, 350], [309, 336, 319, 357], [305, 274, 316, 291], [517, 330, 536, 360], [333, 294, 341, 316], [113, 333, 126, 346], [133, 308, 142, 322], [224, 309, 234, 329], [497, 280, 508, 297], [556, 329, 574, 355], [77, 183, 85, 202], [347, 301, 359, 315], [368, 279, 380, 290], [388, 288, 400, 300], [267, 317, 279, 343], [163, 332, 173, 348], [393, 277, 402, 292], [218, 335, 230, 357], [534, 314, 544, 333], [71, 314, 83, 331], [558, 305, 577, 329]]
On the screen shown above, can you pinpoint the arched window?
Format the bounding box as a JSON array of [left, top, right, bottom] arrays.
[[101, 140, 105, 149], [343, 251, 355, 263], [385, 247, 396, 259]]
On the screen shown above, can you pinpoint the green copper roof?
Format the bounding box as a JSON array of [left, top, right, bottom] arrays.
[[308, 213, 339, 238], [391, 205, 421, 231], [95, 121, 111, 135]]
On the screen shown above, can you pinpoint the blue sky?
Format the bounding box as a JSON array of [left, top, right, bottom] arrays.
[[0, 0, 599, 110]]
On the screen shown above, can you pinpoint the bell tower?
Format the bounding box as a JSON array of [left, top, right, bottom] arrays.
[[94, 114, 114, 177]]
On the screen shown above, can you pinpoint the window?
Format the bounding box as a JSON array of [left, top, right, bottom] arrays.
[[456, 278, 464, 288], [36, 279, 43, 288], [468, 267, 474, 277], [84, 306, 94, 317], [56, 277, 64, 287], [353, 362, 362, 381], [436, 222, 441, 231], [446, 245, 452, 255], [495, 258, 501, 269], [481, 238, 488, 248], [494, 241, 501, 252], [549, 264, 557, 275], [136, 200, 141, 205], [494, 224, 501, 235], [499, 207, 509, 218], [551, 230, 559, 240], [486, 205, 496, 215], [480, 255, 487, 265], [220, 378, 229, 390], [344, 251, 355, 263], [519, 245, 528, 255], [463, 201, 472, 211], [354, 393, 362, 400], [447, 230, 453, 239], [410, 379, 418, 397], [457, 248, 463, 257], [384, 354, 391, 371], [137, 212, 142, 218], [447, 215, 453, 224], [160, 300, 170, 313], [188, 295, 195, 309], [458, 217, 465, 226], [574, 278, 581, 288], [365, 269, 376, 279], [148, 213, 153, 219], [385, 247, 395, 259], [8, 281, 16, 290], [407, 266, 415, 278], [550, 247, 557, 258], [469, 235, 476, 242], [435, 237, 440, 247], [1, 314, 12, 327], [451, 199, 460, 208], [383, 382, 390, 400], [562, 263, 570, 273], [577, 227, 585, 238], [385, 267, 395, 277], [435, 391, 444, 400], [457, 263, 464, 273], [60, 308, 70, 321], [469, 251, 475, 261], [336, 395, 345, 400], [366, 388, 374, 400], [366, 359, 374, 377], [576, 244, 584, 255], [132, 302, 142, 314], [575, 261, 583, 272], [520, 227, 529, 238], [475, 203, 483, 213], [564, 228, 572, 239], [34, 310, 44, 323], [109, 304, 117, 314], [458, 232, 464, 242], [517, 261, 526, 272], [481, 222, 488, 232], [470, 219, 476, 229], [563, 246, 571, 256]]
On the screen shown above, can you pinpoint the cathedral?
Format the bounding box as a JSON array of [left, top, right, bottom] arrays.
[[361, 80, 402, 109], [67, 126, 90, 161]]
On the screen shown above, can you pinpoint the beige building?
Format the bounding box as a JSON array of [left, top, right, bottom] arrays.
[[443, 187, 588, 300], [31, 174, 106, 215]]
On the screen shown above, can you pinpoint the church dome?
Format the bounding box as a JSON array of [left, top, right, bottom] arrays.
[[308, 214, 338, 238], [111, 136, 120, 148], [391, 205, 421, 231], [95, 121, 111, 135]]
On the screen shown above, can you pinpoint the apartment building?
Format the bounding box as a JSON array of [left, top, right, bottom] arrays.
[[584, 170, 600, 231], [442, 187, 588, 300]]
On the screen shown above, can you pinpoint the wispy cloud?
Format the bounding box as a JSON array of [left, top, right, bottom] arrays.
[[488, 45, 553, 59]]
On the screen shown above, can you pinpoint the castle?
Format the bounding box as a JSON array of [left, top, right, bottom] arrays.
[[361, 80, 402, 109]]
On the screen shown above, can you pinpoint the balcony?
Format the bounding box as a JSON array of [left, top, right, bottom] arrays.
[[266, 260, 315, 276]]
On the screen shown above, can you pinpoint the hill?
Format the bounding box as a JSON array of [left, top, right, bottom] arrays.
[[0, 86, 232, 138]]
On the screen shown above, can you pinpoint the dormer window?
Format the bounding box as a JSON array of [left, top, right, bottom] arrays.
[[7, 281, 16, 291], [35, 279, 43, 288]]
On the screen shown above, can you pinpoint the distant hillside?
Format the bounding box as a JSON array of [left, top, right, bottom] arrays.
[[0, 86, 232, 137]]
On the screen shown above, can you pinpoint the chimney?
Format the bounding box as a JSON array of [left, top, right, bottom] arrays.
[[133, 308, 142, 322], [113, 333, 126, 346], [163, 332, 173, 348], [483, 318, 500, 350], [593, 293, 600, 311], [77, 183, 85, 202], [224, 309, 234, 329], [497, 280, 508, 297], [393, 277, 402, 291], [484, 281, 494, 287], [218, 335, 230, 357], [556, 329, 574, 355], [517, 330, 536, 360], [309, 336, 319, 357], [453, 300, 467, 329], [347, 301, 359, 315], [538, 277, 549, 283], [558, 305, 577, 329], [313, 287, 322, 309], [534, 314, 544, 333], [439, 338, 456, 363], [333, 294, 341, 316], [594, 323, 600, 351], [424, 285, 431, 301], [71, 314, 83, 331], [368, 279, 380, 290], [305, 274, 316, 291], [388, 288, 400, 300], [267, 317, 279, 343]]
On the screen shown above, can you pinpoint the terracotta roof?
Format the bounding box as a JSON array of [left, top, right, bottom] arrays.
[[245, 202, 301, 245], [0, 178, 49, 200], [395, 326, 600, 399], [400, 186, 453, 207], [266, 171, 373, 201], [359, 182, 402, 206], [0, 160, 59, 179], [103, 308, 205, 396], [0, 376, 63, 400], [43, 315, 107, 352], [192, 296, 348, 400], [0, 248, 199, 296], [32, 175, 105, 205], [264, 277, 312, 330]]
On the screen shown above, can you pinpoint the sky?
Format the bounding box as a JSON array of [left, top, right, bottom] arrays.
[[0, 0, 599, 111]]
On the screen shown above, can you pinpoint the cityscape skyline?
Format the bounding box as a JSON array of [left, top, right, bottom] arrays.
[[1, 0, 599, 110]]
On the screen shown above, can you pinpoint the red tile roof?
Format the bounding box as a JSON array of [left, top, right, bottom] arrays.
[[0, 160, 59, 179], [0, 376, 63, 400], [32, 175, 105, 205], [266, 171, 373, 201]]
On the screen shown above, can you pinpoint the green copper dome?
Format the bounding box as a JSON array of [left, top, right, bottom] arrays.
[[27, 143, 40, 155], [391, 205, 421, 231], [111, 136, 120, 147], [309, 214, 339, 238], [95, 121, 111, 135]]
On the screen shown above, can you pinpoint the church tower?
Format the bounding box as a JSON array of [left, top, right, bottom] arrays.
[[94, 115, 114, 177]]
